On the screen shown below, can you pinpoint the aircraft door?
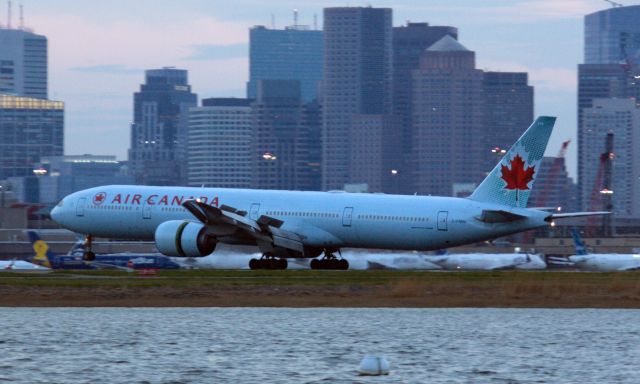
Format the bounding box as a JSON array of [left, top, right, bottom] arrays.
[[437, 211, 448, 231], [342, 207, 353, 227], [76, 198, 86, 217], [142, 202, 152, 219], [249, 203, 260, 220]]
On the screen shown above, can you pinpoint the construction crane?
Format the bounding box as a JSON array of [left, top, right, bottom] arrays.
[[587, 132, 614, 237], [604, 0, 624, 7]]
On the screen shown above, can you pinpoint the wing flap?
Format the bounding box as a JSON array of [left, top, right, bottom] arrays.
[[182, 200, 305, 253]]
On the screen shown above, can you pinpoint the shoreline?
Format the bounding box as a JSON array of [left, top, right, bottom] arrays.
[[1, 270, 640, 308]]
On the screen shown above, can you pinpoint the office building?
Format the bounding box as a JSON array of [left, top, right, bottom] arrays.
[[129, 68, 197, 186], [247, 25, 323, 103], [481, 72, 534, 173], [580, 98, 640, 218], [0, 27, 47, 99], [31, 155, 132, 204], [0, 94, 63, 181], [584, 5, 640, 64], [392, 22, 458, 192], [578, 5, 640, 210], [187, 98, 253, 188], [251, 80, 321, 191], [322, 7, 393, 191], [411, 36, 484, 196]]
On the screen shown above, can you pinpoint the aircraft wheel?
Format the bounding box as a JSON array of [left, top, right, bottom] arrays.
[[249, 258, 259, 270], [279, 259, 288, 270], [339, 259, 349, 270], [310, 259, 319, 270], [83, 251, 96, 261]]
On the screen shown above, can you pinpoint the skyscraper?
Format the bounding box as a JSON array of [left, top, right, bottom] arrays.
[[0, 27, 47, 99], [129, 68, 197, 186], [411, 36, 484, 196], [584, 5, 640, 64], [322, 7, 393, 191], [392, 22, 458, 193], [482, 72, 534, 172], [187, 98, 253, 188], [410, 36, 533, 196], [578, 5, 640, 211], [251, 80, 321, 191], [247, 25, 323, 103], [0, 94, 63, 180], [580, 98, 640, 218]]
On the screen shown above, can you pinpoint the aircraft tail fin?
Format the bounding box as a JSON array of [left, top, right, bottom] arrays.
[[570, 228, 589, 255], [469, 116, 556, 208], [27, 231, 56, 268]]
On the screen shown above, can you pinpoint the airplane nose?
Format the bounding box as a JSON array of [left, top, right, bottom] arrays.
[[50, 205, 62, 224]]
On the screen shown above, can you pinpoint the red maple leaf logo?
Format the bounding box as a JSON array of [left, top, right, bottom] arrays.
[[501, 154, 535, 190], [93, 192, 106, 205]]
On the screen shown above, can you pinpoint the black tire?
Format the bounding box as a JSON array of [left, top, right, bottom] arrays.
[[279, 259, 288, 270], [249, 258, 259, 270], [310, 259, 319, 270], [84, 251, 96, 261], [339, 259, 349, 270]]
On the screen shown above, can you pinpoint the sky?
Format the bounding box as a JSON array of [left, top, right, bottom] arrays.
[[9, 0, 628, 179]]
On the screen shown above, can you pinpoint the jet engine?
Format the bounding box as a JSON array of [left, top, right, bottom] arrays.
[[155, 220, 216, 257]]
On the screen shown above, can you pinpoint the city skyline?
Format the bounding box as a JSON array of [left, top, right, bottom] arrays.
[[7, 0, 625, 178]]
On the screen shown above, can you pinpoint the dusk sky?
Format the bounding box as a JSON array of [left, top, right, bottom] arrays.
[[14, 0, 626, 178]]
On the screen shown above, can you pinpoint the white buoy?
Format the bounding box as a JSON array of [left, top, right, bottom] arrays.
[[358, 355, 390, 376]]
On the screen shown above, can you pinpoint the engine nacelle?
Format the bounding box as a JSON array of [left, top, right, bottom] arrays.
[[155, 220, 216, 257]]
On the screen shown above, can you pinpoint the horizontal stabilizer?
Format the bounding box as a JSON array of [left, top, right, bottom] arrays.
[[550, 211, 610, 220], [476, 210, 527, 223]]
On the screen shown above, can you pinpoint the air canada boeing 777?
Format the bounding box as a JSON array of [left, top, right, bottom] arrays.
[[50, 116, 607, 270]]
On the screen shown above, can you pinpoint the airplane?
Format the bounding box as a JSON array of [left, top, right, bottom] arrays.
[[0, 259, 51, 272], [27, 231, 181, 270], [547, 229, 640, 271], [424, 252, 546, 270], [49, 116, 608, 270]]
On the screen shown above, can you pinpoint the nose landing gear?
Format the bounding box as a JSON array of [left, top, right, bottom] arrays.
[[83, 234, 96, 261]]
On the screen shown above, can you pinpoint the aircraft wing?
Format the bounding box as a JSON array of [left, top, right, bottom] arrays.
[[182, 200, 306, 254]]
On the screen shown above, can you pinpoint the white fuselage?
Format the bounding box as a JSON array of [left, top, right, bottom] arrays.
[[425, 253, 546, 270], [569, 254, 640, 271], [51, 185, 550, 252]]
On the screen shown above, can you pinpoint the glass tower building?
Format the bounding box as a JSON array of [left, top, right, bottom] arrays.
[[585, 5, 640, 64], [0, 27, 48, 99], [0, 94, 63, 180], [247, 25, 323, 103], [129, 68, 197, 186]]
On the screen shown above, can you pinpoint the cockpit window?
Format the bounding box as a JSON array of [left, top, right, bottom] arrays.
[[56, 199, 64, 207]]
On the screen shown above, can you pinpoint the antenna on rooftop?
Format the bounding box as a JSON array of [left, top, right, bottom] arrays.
[[271, 13, 275, 29], [313, 13, 318, 30], [7, 0, 12, 29], [293, 8, 298, 26], [19, 3, 23, 30]]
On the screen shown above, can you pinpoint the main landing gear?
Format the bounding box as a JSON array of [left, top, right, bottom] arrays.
[[83, 234, 96, 261], [249, 253, 288, 270], [310, 250, 349, 270]]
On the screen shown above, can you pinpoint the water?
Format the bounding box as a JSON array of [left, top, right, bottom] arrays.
[[1, 308, 639, 383]]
